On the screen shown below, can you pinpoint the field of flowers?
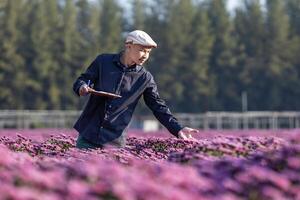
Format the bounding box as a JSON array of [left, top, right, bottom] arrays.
[[0, 129, 299, 200]]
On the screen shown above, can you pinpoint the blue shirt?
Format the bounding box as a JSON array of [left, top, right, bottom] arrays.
[[73, 53, 183, 145]]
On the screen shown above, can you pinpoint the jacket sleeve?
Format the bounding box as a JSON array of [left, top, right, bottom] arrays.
[[143, 74, 183, 137], [73, 56, 101, 96]]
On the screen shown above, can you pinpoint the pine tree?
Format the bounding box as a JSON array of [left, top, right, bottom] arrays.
[[131, 0, 145, 30], [207, 0, 238, 111], [0, 0, 25, 109], [285, 0, 300, 36], [181, 4, 215, 112], [76, 0, 101, 62], [98, 0, 123, 53], [264, 0, 293, 110], [20, 0, 57, 109], [234, 0, 266, 110], [58, 0, 80, 109], [285, 0, 300, 110]]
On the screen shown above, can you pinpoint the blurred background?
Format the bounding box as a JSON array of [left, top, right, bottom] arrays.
[[1, 0, 300, 131]]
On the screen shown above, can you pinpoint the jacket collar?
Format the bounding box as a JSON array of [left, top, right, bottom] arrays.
[[113, 51, 142, 72]]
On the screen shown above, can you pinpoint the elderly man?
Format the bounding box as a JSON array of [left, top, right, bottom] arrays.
[[73, 30, 199, 149]]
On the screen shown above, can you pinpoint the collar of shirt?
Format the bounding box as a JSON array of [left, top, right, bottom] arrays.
[[112, 51, 143, 72]]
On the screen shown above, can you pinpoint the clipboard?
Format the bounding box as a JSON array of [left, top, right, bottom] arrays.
[[88, 88, 122, 99]]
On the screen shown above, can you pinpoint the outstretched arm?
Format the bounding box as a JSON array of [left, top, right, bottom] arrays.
[[143, 74, 199, 139]]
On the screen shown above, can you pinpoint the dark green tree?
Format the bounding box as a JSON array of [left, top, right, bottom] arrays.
[[98, 0, 123, 53], [131, 0, 146, 30], [181, 4, 215, 112], [0, 0, 25, 109], [207, 0, 238, 111], [285, 0, 300, 36], [234, 0, 266, 111], [76, 0, 100, 65], [264, 0, 294, 110], [20, 0, 60, 109], [58, 0, 81, 109], [285, 0, 300, 110], [1, 0, 300, 112]]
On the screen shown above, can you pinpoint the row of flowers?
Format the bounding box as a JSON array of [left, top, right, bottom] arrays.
[[0, 131, 299, 199]]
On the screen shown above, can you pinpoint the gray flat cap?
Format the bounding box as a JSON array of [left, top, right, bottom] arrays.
[[125, 30, 157, 48]]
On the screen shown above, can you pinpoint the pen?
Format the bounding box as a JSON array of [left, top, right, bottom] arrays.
[[87, 80, 90, 87]]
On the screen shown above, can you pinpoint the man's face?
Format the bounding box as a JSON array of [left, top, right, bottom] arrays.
[[127, 44, 152, 65]]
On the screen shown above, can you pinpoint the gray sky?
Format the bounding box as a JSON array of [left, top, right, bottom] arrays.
[[227, 0, 240, 11], [227, 0, 266, 11], [90, 0, 248, 11]]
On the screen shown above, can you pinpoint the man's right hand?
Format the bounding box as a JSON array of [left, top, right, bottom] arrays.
[[79, 84, 89, 96], [178, 127, 199, 141]]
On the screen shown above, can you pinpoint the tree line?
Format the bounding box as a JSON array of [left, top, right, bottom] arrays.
[[1, 0, 300, 113]]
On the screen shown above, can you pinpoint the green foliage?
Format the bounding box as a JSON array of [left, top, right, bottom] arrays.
[[131, 0, 145, 30], [180, 4, 215, 112], [58, 0, 80, 109], [98, 0, 123, 53], [207, 0, 239, 111], [264, 0, 293, 110], [0, 0, 25, 109], [0, 0, 300, 112], [286, 0, 300, 36], [234, 0, 267, 110]]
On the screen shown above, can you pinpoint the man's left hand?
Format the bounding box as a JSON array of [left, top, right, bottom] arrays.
[[178, 127, 199, 140]]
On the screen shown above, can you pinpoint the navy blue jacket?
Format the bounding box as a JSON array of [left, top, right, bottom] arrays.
[[73, 53, 183, 145]]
